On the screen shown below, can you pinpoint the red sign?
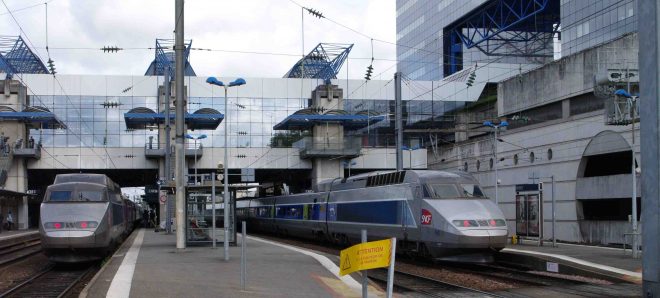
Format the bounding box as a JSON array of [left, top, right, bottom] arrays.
[[421, 209, 432, 225]]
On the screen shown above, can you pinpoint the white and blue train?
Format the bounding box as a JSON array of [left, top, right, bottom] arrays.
[[237, 170, 508, 262]]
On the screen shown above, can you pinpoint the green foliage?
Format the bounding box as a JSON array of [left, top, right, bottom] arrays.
[[268, 131, 310, 148]]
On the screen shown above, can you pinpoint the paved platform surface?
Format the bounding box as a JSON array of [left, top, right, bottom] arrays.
[[503, 241, 642, 282], [0, 229, 38, 241], [83, 229, 374, 298]]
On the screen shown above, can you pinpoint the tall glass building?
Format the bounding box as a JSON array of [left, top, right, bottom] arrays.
[[560, 0, 637, 56], [396, 0, 637, 81]]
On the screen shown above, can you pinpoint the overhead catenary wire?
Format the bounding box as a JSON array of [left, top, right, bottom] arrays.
[[1, 1, 119, 169]]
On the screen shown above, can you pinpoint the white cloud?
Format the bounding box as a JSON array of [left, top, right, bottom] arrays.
[[0, 0, 396, 79]]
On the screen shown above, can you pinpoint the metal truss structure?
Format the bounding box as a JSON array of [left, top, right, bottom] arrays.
[[0, 36, 49, 79], [144, 39, 197, 77], [444, 0, 560, 75], [284, 43, 353, 81]]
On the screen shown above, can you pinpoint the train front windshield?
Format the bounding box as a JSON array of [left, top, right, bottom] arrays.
[[46, 190, 106, 202], [425, 183, 485, 199]]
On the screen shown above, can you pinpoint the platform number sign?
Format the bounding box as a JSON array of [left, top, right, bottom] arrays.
[[421, 209, 432, 225]]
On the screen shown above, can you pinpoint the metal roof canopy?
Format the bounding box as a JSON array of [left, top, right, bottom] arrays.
[[0, 111, 66, 129], [0, 36, 49, 79], [144, 39, 196, 77], [273, 114, 384, 130], [443, 0, 560, 75], [284, 43, 353, 81], [124, 112, 224, 130]]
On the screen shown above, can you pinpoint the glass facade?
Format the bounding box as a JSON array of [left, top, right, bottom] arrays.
[[396, 0, 538, 80], [397, 0, 637, 81], [560, 0, 637, 56], [23, 75, 468, 150]]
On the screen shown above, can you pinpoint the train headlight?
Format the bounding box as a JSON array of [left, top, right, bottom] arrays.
[[489, 219, 506, 227], [44, 222, 64, 229], [76, 221, 98, 229], [452, 220, 479, 227]]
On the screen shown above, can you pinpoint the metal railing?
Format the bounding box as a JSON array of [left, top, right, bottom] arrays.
[[294, 136, 362, 158]]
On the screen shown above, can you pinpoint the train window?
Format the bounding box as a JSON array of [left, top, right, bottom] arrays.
[[49, 191, 72, 201], [459, 184, 485, 197], [79, 191, 105, 201], [426, 184, 460, 199]]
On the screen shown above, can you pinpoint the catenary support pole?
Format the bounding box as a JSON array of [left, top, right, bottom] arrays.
[[174, 0, 186, 250], [638, 0, 660, 295], [494, 127, 499, 205], [164, 65, 172, 234], [394, 72, 403, 171]]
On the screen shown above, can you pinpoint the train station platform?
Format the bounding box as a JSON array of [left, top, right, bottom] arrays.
[[501, 241, 642, 284], [0, 229, 38, 242], [81, 229, 377, 298]]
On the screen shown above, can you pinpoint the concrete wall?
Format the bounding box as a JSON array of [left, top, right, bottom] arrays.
[[429, 112, 639, 244], [498, 33, 638, 116]]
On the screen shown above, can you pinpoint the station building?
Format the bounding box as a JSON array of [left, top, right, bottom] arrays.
[[0, 68, 499, 229]]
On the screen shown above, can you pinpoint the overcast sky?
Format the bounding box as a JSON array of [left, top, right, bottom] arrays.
[[0, 0, 396, 80]]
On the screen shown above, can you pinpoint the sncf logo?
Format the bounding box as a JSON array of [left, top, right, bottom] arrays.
[[421, 209, 432, 225]]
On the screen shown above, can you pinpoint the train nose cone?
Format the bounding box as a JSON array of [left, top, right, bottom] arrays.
[[487, 229, 508, 248]]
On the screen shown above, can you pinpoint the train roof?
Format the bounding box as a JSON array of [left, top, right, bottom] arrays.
[[53, 173, 116, 187], [318, 170, 477, 191]]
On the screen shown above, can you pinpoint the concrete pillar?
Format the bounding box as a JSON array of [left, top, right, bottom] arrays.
[[18, 196, 28, 229], [312, 159, 343, 188], [455, 113, 469, 142]]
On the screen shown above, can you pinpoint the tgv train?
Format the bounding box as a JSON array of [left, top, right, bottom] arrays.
[[39, 174, 141, 263], [237, 170, 508, 262]]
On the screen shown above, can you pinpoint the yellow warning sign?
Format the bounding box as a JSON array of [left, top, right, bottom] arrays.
[[339, 238, 392, 276]]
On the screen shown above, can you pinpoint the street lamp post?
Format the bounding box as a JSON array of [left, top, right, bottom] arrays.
[[614, 88, 640, 258], [484, 121, 509, 205], [206, 77, 246, 261], [185, 134, 207, 184]]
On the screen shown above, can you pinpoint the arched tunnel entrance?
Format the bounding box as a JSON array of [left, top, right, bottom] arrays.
[[575, 130, 640, 245]]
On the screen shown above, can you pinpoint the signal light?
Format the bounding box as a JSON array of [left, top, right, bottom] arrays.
[[54, 222, 62, 229]]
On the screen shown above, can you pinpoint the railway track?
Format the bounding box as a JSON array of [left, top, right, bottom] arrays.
[[0, 235, 42, 267], [1, 265, 93, 298], [369, 268, 504, 297], [437, 262, 590, 287]]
